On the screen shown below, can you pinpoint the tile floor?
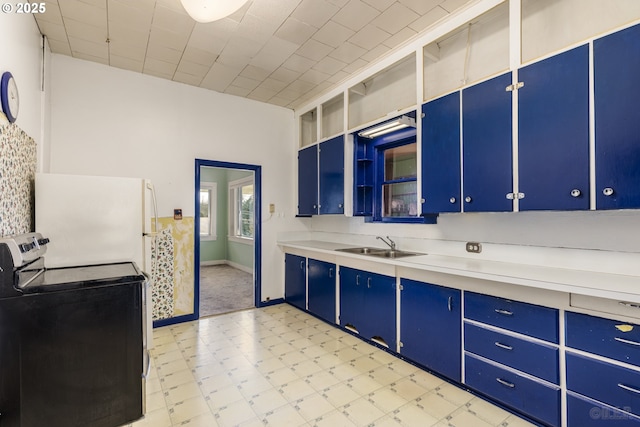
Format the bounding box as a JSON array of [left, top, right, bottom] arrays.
[[127, 304, 537, 427]]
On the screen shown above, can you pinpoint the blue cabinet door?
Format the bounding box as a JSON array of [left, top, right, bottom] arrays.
[[298, 145, 318, 215], [400, 279, 461, 381], [421, 92, 461, 214], [308, 259, 336, 323], [319, 136, 344, 215], [594, 23, 640, 209], [360, 271, 396, 348], [339, 266, 365, 332], [518, 45, 590, 211], [284, 254, 306, 310], [462, 72, 513, 212]]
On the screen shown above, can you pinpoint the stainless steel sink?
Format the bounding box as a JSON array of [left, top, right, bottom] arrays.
[[336, 247, 423, 258]]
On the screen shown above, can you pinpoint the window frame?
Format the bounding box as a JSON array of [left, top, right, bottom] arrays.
[[199, 182, 217, 241], [228, 176, 254, 243]]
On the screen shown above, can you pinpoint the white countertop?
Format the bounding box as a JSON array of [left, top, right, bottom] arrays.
[[278, 240, 640, 304]]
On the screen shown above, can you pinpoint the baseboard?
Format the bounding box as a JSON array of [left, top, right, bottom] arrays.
[[200, 260, 253, 275]]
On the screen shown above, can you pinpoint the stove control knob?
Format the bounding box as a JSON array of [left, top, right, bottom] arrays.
[[19, 243, 34, 253], [38, 238, 50, 245]]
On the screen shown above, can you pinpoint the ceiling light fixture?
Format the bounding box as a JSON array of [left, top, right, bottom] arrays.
[[358, 116, 416, 139], [180, 0, 250, 23]]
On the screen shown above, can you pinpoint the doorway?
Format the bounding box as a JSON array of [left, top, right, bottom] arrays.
[[194, 159, 262, 318]]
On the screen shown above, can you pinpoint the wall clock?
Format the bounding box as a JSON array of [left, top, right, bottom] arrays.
[[1, 72, 19, 123]]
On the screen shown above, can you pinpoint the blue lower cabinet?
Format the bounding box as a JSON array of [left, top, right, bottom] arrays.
[[464, 322, 559, 384], [307, 259, 336, 323], [464, 291, 559, 343], [400, 279, 461, 381], [464, 353, 561, 427], [566, 352, 640, 418], [284, 254, 306, 311], [566, 311, 640, 366], [567, 391, 640, 427], [339, 266, 396, 348]]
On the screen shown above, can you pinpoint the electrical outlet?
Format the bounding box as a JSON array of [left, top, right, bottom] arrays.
[[466, 242, 482, 253], [269, 203, 275, 213]]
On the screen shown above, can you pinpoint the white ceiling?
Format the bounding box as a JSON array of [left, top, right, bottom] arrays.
[[35, 0, 474, 110]]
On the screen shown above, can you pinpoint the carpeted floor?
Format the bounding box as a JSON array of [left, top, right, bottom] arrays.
[[199, 264, 254, 317]]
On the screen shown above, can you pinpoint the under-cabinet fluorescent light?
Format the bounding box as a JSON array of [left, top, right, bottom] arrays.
[[358, 116, 416, 139]]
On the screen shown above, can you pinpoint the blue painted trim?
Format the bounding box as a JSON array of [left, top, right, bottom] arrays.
[[258, 298, 285, 307], [153, 313, 197, 328]]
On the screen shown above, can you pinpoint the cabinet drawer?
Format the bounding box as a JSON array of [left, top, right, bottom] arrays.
[[567, 352, 640, 417], [464, 292, 559, 343], [566, 311, 640, 366], [464, 353, 561, 427], [464, 322, 559, 384], [567, 391, 640, 427]]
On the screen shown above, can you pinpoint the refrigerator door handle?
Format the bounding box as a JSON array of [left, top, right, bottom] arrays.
[[145, 181, 159, 237]]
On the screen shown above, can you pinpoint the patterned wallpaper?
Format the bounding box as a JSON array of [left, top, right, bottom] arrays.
[[0, 123, 37, 237], [152, 216, 195, 320]]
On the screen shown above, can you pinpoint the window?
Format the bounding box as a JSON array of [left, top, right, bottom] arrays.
[[199, 183, 217, 240], [229, 177, 254, 240], [380, 142, 418, 218]]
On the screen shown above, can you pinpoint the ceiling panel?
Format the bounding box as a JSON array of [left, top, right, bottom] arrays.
[[34, 0, 475, 110]]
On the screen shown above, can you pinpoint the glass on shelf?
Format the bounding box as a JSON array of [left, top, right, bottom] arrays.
[[382, 181, 418, 217]]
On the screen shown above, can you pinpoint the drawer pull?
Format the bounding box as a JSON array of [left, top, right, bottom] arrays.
[[494, 309, 514, 316], [614, 337, 640, 347], [496, 378, 515, 388], [619, 301, 640, 309], [494, 342, 513, 351], [618, 383, 640, 395]]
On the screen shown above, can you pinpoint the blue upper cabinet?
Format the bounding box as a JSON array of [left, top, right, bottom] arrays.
[[421, 92, 461, 214], [594, 23, 640, 209], [462, 72, 514, 212], [298, 145, 318, 215], [319, 136, 344, 215], [518, 45, 590, 211]]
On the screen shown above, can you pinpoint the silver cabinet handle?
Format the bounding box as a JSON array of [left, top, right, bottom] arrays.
[[329, 268, 333, 278], [614, 337, 640, 347], [356, 274, 360, 285], [338, 203, 343, 208], [618, 383, 640, 394], [496, 378, 515, 388], [448, 296, 453, 312], [494, 309, 513, 316], [465, 196, 472, 203], [495, 342, 513, 351], [300, 260, 304, 270], [449, 197, 456, 204], [570, 189, 581, 197], [603, 187, 614, 196], [367, 277, 371, 289], [421, 198, 426, 203]]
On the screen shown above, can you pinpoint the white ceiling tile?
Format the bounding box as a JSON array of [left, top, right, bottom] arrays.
[[383, 26, 417, 48], [149, 26, 191, 51], [296, 39, 333, 61], [74, 51, 109, 65], [343, 58, 368, 74], [312, 56, 346, 75], [399, 0, 441, 15], [361, 43, 391, 62], [281, 54, 316, 73], [274, 17, 315, 46], [36, 1, 64, 25], [144, 57, 178, 76], [109, 40, 146, 61], [236, 13, 280, 42], [291, 0, 340, 28], [108, 22, 150, 48], [231, 75, 261, 90], [144, 68, 174, 80], [440, 0, 473, 13], [68, 36, 108, 59], [246, 0, 300, 29], [155, 0, 187, 14], [327, 69, 350, 83], [328, 0, 349, 7], [109, 54, 144, 73], [409, 6, 449, 32], [247, 86, 279, 102], [372, 2, 420, 34], [362, 0, 395, 12], [47, 38, 73, 55], [182, 46, 218, 66], [151, 4, 194, 34], [65, 18, 107, 44], [176, 60, 210, 77], [224, 85, 252, 97], [173, 71, 204, 86], [240, 65, 272, 81], [269, 96, 294, 107], [299, 68, 331, 84], [200, 62, 243, 92], [349, 24, 390, 50], [146, 42, 183, 64], [250, 37, 300, 71], [108, 0, 154, 29], [58, 0, 106, 27], [329, 41, 366, 63], [332, 0, 380, 32], [312, 20, 355, 48], [187, 27, 230, 55], [270, 67, 302, 84], [260, 77, 289, 91], [36, 20, 69, 42]]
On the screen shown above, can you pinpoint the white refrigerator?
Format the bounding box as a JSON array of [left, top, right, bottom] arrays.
[[35, 172, 158, 348]]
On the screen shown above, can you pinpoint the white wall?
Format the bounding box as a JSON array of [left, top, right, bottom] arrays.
[[47, 54, 304, 302], [0, 13, 45, 148]]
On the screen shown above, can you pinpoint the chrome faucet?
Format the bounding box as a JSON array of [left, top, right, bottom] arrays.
[[376, 236, 396, 251]]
